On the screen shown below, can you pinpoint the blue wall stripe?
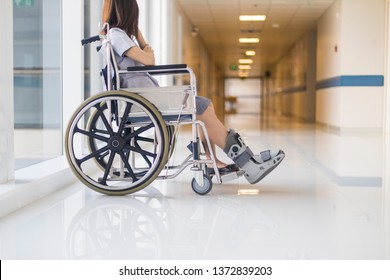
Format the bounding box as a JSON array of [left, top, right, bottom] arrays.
[[316, 77, 341, 89], [272, 75, 384, 96], [316, 75, 384, 89]]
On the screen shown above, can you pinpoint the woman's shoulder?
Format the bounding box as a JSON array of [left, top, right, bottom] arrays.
[[110, 27, 127, 36], [110, 28, 136, 41]]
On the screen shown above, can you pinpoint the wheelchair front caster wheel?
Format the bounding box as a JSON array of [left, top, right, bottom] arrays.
[[191, 175, 212, 195]]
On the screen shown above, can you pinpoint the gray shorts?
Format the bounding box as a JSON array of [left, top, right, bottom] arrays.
[[196, 96, 211, 115]]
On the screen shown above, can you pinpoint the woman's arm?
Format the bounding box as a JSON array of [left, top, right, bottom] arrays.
[[124, 45, 155, 66], [124, 29, 155, 66]]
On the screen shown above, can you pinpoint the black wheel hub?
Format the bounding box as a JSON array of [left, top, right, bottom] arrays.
[[108, 136, 125, 152]]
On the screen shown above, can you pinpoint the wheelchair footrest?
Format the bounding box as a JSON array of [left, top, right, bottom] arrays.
[[220, 170, 245, 183]]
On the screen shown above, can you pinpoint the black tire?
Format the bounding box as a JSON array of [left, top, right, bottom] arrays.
[[65, 90, 169, 195], [166, 124, 177, 158]]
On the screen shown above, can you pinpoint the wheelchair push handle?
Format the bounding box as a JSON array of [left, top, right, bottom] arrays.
[[81, 35, 101, 46]]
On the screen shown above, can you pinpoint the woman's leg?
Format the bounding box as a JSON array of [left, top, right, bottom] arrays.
[[196, 103, 229, 167]]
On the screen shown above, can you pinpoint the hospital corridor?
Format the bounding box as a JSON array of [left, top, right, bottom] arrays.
[[1, 0, 390, 265], [0, 113, 389, 260]]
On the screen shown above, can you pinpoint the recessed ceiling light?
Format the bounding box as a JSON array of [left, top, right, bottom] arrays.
[[239, 72, 250, 78], [245, 50, 256, 56], [239, 65, 252, 70], [239, 59, 253, 64], [239, 38, 260, 43], [239, 15, 266, 21]]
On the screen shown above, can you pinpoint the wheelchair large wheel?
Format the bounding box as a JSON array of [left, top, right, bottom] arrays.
[[87, 113, 176, 170], [65, 90, 169, 195]]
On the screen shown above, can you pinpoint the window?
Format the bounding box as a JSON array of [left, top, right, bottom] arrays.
[[13, 0, 63, 169]]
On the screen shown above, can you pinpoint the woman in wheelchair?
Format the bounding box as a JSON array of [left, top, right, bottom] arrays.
[[101, 0, 285, 185]]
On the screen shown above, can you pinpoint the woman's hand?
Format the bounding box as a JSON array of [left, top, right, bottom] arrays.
[[143, 44, 154, 54]]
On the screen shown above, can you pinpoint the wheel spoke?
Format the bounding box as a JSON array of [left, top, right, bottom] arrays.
[[97, 150, 110, 162], [124, 123, 154, 142], [76, 145, 110, 166], [95, 103, 114, 136], [118, 151, 138, 182], [135, 136, 154, 143], [118, 102, 132, 134], [124, 144, 157, 159], [134, 142, 152, 167], [99, 151, 116, 185], [91, 128, 111, 136], [75, 126, 110, 143]]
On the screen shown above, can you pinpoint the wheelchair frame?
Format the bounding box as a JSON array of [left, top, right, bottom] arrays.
[[65, 23, 243, 195]]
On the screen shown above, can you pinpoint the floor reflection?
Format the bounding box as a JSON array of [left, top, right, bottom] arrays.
[[66, 195, 169, 260], [65, 186, 282, 260]]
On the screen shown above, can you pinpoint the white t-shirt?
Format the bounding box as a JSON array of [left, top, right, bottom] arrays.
[[109, 28, 159, 88]]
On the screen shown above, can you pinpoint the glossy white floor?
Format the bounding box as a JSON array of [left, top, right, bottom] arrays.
[[0, 113, 389, 260]]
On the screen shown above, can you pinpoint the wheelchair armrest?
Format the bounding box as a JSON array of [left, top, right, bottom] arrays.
[[126, 64, 189, 75]]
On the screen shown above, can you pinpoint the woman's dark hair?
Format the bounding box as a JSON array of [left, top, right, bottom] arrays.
[[102, 0, 139, 38]]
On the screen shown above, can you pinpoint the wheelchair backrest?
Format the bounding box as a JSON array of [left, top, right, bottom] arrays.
[[101, 64, 117, 91], [97, 43, 121, 91]]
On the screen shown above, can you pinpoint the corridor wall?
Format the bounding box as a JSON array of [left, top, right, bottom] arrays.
[[175, 1, 225, 119], [316, 0, 385, 131], [269, 32, 316, 121], [264, 0, 385, 131]]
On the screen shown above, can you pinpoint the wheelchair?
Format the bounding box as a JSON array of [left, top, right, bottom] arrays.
[[65, 24, 244, 196]]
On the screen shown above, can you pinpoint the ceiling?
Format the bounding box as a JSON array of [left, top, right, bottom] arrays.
[[176, 0, 336, 78]]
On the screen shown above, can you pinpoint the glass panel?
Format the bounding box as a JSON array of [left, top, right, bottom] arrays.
[[84, 0, 104, 99], [13, 0, 62, 169], [84, 0, 91, 100]]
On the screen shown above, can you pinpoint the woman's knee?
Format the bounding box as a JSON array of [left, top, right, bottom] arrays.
[[197, 103, 214, 118]]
